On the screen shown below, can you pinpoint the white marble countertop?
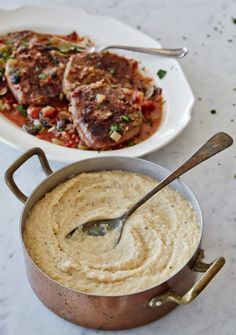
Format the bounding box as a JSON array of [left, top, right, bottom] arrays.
[[0, 0, 236, 334]]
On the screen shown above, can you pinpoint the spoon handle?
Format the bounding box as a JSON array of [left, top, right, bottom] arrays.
[[124, 132, 233, 219], [100, 46, 188, 58]]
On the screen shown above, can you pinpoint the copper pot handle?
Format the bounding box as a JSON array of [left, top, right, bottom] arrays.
[[148, 249, 225, 307], [5, 147, 53, 204]]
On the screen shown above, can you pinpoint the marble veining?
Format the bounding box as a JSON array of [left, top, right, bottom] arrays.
[[0, 0, 236, 334]]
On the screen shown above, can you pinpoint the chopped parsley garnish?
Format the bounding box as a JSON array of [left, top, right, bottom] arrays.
[[5, 39, 13, 45], [38, 72, 47, 79], [0, 51, 10, 60], [58, 43, 78, 53], [127, 141, 135, 147], [232, 17, 236, 24], [157, 69, 167, 79], [210, 109, 216, 114], [70, 45, 79, 52], [121, 115, 131, 122], [16, 105, 26, 117], [22, 42, 29, 48], [161, 100, 166, 105], [109, 123, 120, 135], [35, 66, 40, 71], [58, 45, 70, 53]]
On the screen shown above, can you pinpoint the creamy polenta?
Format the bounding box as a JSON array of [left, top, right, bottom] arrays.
[[23, 171, 200, 295]]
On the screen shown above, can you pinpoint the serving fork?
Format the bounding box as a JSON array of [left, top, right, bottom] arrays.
[[76, 44, 188, 58]]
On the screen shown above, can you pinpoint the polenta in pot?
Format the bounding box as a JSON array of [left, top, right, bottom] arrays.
[[23, 170, 200, 296]]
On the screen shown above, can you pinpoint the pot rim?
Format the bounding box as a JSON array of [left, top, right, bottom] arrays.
[[19, 155, 203, 298]]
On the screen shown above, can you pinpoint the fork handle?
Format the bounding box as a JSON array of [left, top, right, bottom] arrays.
[[123, 132, 233, 220], [101, 45, 188, 58]]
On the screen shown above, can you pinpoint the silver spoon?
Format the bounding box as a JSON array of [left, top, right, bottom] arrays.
[[66, 132, 233, 243]]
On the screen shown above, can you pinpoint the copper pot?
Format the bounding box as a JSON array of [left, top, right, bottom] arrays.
[[5, 147, 225, 330]]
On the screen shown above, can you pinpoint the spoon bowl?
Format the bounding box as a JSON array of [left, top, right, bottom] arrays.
[[66, 218, 122, 238]]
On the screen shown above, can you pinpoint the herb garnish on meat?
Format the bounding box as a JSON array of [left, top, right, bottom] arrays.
[[121, 115, 131, 122], [109, 123, 120, 135], [38, 72, 47, 79], [16, 105, 27, 117]]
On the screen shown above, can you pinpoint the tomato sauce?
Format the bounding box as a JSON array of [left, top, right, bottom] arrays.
[[0, 30, 163, 150], [0, 85, 163, 149]]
